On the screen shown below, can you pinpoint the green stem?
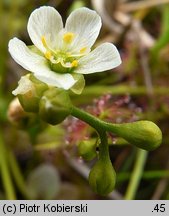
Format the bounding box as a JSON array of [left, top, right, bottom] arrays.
[[71, 106, 105, 131], [8, 151, 30, 199], [71, 98, 159, 197], [71, 106, 110, 161], [0, 129, 16, 200], [71, 106, 152, 137], [71, 107, 162, 151], [124, 149, 148, 200], [98, 131, 109, 161], [71, 106, 150, 137]]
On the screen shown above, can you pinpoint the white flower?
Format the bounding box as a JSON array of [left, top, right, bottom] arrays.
[[8, 6, 121, 93]]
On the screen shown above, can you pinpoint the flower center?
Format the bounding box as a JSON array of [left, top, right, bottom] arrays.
[[41, 34, 88, 74]]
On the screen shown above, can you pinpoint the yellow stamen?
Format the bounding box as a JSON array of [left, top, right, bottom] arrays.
[[80, 47, 87, 54], [45, 51, 52, 60], [71, 60, 78, 67], [63, 32, 75, 44], [41, 36, 47, 47]]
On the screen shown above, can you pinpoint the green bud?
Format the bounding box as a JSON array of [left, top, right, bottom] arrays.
[[7, 97, 44, 130], [78, 140, 97, 161], [39, 88, 72, 125], [13, 74, 48, 112], [107, 121, 162, 151], [89, 158, 116, 195]]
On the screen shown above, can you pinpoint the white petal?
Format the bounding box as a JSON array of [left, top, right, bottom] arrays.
[[8, 38, 76, 89], [65, 7, 101, 50], [35, 73, 76, 90], [9, 37, 47, 72], [27, 6, 63, 53], [75, 43, 122, 74], [12, 75, 34, 96]]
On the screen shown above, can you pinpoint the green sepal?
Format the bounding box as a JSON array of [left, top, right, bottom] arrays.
[[17, 74, 48, 113], [70, 74, 85, 95], [39, 88, 72, 125]]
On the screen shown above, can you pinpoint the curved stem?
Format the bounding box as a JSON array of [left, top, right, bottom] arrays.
[[71, 106, 135, 135], [71, 106, 162, 151], [71, 106, 105, 131], [71, 107, 110, 161]]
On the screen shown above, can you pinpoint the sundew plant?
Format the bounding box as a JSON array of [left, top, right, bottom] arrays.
[[7, 5, 162, 197]]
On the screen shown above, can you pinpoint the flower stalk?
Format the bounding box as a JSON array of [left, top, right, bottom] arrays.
[[71, 106, 162, 151], [71, 106, 162, 195], [88, 130, 116, 195]]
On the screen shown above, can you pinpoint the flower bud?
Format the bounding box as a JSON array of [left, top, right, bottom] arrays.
[[89, 158, 116, 195], [12, 74, 48, 112], [7, 97, 42, 129], [39, 88, 72, 125], [78, 139, 97, 161], [7, 98, 26, 126], [107, 121, 162, 151]]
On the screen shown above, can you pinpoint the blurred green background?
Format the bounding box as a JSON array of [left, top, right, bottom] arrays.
[[0, 0, 169, 200]]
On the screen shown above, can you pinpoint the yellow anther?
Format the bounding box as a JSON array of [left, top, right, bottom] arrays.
[[63, 32, 75, 44], [71, 60, 78, 67], [80, 47, 87, 54], [45, 51, 52, 60], [41, 36, 47, 47]]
